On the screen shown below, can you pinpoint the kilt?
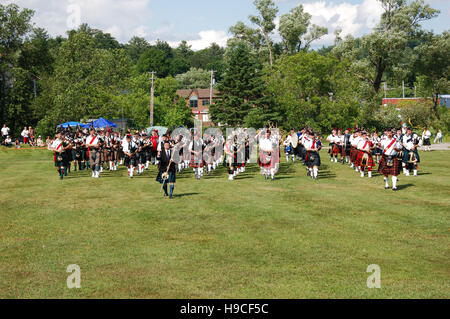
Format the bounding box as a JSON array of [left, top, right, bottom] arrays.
[[350, 146, 358, 163], [54, 152, 67, 167], [305, 151, 321, 167], [258, 150, 278, 168], [423, 138, 431, 146], [356, 151, 374, 167], [378, 155, 401, 176], [341, 145, 351, 157], [331, 144, 341, 155], [190, 155, 204, 168], [156, 171, 176, 184], [124, 155, 137, 167], [298, 144, 306, 160]]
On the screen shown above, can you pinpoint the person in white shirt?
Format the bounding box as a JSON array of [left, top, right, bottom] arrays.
[[350, 131, 361, 170], [421, 128, 432, 151], [50, 132, 66, 180], [356, 131, 375, 178], [21, 127, 29, 144], [36, 136, 45, 147], [85, 129, 100, 178], [122, 134, 138, 178], [378, 129, 403, 191], [401, 128, 420, 176], [258, 130, 278, 181], [434, 130, 443, 144], [304, 130, 321, 179], [1, 124, 10, 143], [326, 129, 340, 163]]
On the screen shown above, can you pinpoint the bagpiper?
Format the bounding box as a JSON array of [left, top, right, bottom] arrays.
[[378, 129, 402, 191]]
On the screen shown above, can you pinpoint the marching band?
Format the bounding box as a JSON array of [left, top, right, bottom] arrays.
[[48, 125, 426, 193]]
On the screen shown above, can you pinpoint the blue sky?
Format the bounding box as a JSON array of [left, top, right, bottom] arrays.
[[4, 0, 449, 50]]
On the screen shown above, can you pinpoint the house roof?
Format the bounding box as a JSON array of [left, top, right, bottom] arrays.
[[176, 89, 219, 99]]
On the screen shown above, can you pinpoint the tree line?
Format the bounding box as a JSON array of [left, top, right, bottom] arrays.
[[0, 0, 449, 138]]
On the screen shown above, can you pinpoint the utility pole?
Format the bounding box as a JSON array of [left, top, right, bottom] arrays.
[[414, 86, 416, 98], [402, 81, 405, 98], [149, 71, 156, 127], [209, 70, 215, 105], [384, 82, 387, 99]]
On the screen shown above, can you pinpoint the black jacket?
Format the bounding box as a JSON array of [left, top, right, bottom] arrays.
[[157, 149, 176, 173]]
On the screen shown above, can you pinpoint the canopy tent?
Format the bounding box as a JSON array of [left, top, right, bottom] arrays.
[[57, 121, 87, 128], [146, 126, 168, 136], [87, 117, 117, 128]]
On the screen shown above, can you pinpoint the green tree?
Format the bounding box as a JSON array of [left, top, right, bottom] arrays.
[[210, 42, 277, 127], [333, 0, 439, 94], [175, 68, 210, 89], [279, 5, 328, 54], [249, 0, 278, 67], [125, 36, 151, 64]]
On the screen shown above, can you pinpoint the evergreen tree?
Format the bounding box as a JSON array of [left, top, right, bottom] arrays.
[[209, 42, 279, 127]]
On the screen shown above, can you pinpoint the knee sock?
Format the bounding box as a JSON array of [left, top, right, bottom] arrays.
[[169, 185, 174, 196], [384, 177, 389, 188], [392, 176, 398, 189], [163, 184, 168, 195], [313, 167, 318, 178]]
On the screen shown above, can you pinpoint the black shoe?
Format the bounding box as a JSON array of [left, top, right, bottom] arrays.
[[164, 193, 168, 197], [392, 187, 398, 191], [385, 186, 390, 190], [169, 195, 174, 199]]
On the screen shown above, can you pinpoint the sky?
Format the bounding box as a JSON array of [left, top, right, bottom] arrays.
[[3, 0, 449, 50]]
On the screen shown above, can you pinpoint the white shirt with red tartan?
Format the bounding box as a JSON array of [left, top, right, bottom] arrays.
[[381, 138, 401, 156]]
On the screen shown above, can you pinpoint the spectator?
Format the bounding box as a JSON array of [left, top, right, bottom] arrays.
[[21, 127, 29, 144], [36, 135, 45, 147], [15, 138, 21, 149], [29, 126, 35, 146], [434, 130, 443, 144], [4, 135, 12, 147], [1, 124, 10, 143]]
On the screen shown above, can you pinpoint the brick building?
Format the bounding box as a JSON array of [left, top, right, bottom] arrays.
[[176, 88, 219, 125]]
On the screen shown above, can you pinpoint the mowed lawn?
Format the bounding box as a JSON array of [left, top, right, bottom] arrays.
[[0, 148, 449, 299]]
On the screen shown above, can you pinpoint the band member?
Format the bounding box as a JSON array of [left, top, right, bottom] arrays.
[[356, 131, 374, 178], [122, 134, 138, 178], [349, 130, 361, 170], [402, 128, 420, 176], [421, 127, 432, 152], [326, 129, 340, 163], [97, 129, 106, 173], [341, 129, 352, 164], [189, 133, 204, 180], [156, 141, 176, 198], [371, 132, 382, 164], [86, 128, 100, 178], [304, 130, 321, 179], [225, 135, 237, 180], [258, 130, 279, 181], [378, 129, 402, 191], [50, 132, 66, 180]]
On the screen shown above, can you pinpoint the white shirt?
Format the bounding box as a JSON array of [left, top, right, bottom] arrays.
[[350, 135, 360, 147], [381, 138, 401, 156], [357, 139, 371, 151], [51, 138, 63, 152], [86, 135, 99, 147], [303, 137, 318, 151], [1, 127, 9, 136], [259, 137, 273, 152], [422, 130, 431, 139], [21, 129, 29, 137], [122, 140, 137, 154]]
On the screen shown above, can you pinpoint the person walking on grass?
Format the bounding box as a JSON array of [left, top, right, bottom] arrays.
[[434, 130, 442, 144]]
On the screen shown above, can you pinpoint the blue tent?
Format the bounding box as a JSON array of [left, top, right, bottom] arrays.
[[57, 121, 87, 128], [88, 117, 117, 128]]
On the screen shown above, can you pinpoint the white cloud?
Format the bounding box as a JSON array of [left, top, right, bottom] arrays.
[[302, 0, 384, 46], [4, 0, 153, 43]]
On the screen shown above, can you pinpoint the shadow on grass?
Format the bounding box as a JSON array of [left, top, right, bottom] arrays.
[[174, 192, 199, 198], [396, 183, 415, 190]]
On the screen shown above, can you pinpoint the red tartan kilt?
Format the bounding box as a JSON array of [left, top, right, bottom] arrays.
[[378, 155, 401, 176], [332, 144, 340, 155], [356, 151, 374, 167], [350, 147, 358, 162], [258, 150, 273, 168], [190, 156, 204, 168]]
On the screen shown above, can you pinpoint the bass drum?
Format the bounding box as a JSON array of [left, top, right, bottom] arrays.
[[290, 134, 299, 149]]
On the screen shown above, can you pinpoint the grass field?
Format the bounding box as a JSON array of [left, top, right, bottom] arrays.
[[0, 147, 449, 299]]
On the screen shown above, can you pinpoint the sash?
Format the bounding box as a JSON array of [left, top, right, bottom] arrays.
[[383, 139, 397, 155], [89, 136, 96, 145], [56, 143, 62, 151]]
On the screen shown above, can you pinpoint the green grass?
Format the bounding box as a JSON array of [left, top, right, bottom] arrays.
[[0, 147, 449, 299]]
